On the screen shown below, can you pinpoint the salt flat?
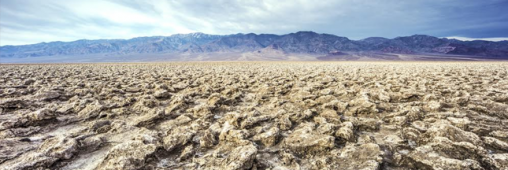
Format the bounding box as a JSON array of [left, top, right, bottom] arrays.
[[1, 62, 508, 170]]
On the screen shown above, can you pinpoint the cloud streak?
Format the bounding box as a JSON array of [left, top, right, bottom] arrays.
[[445, 36, 508, 42], [1, 0, 508, 46]]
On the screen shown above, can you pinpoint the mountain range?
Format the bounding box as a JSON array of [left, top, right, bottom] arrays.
[[1, 31, 508, 62]]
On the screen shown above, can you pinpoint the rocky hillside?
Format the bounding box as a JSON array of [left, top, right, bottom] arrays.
[[1, 31, 508, 60]]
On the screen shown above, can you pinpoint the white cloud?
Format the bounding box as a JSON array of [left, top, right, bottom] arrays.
[[1, 0, 507, 46], [59, 0, 158, 25], [445, 36, 508, 42]]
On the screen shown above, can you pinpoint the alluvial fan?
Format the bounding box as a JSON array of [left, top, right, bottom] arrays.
[[1, 62, 508, 170]]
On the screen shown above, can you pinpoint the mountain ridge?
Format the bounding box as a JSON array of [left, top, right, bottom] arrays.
[[1, 31, 508, 61]]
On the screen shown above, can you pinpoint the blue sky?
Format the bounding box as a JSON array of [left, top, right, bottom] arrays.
[[1, 0, 508, 46]]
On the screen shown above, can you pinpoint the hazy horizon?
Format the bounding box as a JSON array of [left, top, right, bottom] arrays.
[[3, 31, 508, 47]]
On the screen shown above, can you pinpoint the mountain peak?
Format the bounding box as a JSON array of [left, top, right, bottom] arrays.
[[360, 37, 389, 42], [1, 31, 507, 61], [293, 31, 319, 35]]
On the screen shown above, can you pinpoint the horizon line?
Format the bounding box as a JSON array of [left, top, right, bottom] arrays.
[[2, 31, 508, 47]]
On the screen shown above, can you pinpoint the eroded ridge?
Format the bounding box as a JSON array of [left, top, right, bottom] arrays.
[[1, 62, 508, 170]]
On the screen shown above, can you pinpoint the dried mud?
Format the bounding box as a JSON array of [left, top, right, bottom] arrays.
[[1, 62, 508, 170]]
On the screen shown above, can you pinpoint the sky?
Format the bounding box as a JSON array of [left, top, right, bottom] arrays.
[[1, 0, 508, 46]]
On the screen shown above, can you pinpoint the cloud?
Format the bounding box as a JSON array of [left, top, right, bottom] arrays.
[[445, 36, 508, 42], [1, 0, 508, 46]]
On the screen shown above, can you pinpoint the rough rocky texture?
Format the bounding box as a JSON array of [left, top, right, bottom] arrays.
[[1, 62, 508, 169]]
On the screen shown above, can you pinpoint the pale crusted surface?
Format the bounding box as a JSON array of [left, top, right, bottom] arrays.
[[1, 62, 508, 170]]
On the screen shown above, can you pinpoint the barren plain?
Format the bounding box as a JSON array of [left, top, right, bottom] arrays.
[[1, 62, 508, 170]]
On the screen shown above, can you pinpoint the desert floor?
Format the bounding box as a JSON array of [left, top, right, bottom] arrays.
[[1, 62, 508, 170]]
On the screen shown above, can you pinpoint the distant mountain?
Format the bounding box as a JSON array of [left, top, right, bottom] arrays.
[[1, 31, 508, 62]]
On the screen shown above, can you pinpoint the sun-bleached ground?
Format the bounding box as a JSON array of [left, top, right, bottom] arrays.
[[1, 62, 508, 169]]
